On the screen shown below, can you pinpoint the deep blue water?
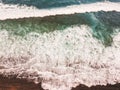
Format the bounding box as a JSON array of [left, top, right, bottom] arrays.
[[1, 0, 120, 8]]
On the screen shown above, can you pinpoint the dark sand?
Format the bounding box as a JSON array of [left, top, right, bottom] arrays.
[[0, 75, 120, 90], [72, 84, 120, 90], [0, 75, 44, 90]]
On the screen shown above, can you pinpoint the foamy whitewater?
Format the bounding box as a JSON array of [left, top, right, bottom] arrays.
[[0, 25, 120, 90], [0, 2, 120, 20], [0, 0, 120, 90]]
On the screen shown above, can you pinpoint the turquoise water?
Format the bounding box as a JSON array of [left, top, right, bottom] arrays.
[[0, 11, 120, 46], [1, 0, 102, 8], [1, 0, 120, 8]]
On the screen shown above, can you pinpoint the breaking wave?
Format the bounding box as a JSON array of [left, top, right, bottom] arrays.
[[0, 11, 120, 90], [0, 25, 120, 90], [0, 11, 120, 46], [0, 2, 120, 20], [0, 1, 120, 89]]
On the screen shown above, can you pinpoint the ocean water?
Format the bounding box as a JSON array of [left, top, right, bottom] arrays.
[[0, 0, 103, 8], [0, 11, 120, 46], [1, 0, 120, 8], [0, 1, 120, 90]]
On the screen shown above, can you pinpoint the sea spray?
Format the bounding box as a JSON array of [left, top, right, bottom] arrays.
[[0, 1, 120, 89], [0, 25, 120, 90]]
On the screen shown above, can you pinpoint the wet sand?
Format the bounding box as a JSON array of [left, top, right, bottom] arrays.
[[72, 84, 120, 90], [0, 75, 44, 90], [0, 75, 120, 90]]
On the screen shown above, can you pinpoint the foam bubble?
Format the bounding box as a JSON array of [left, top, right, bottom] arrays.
[[0, 25, 120, 90]]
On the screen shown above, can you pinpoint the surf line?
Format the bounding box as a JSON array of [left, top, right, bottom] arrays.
[[0, 2, 120, 20]]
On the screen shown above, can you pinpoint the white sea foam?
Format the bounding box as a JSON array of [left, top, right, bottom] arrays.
[[0, 25, 120, 90], [0, 2, 120, 20]]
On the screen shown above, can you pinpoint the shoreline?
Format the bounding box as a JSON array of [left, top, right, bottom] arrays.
[[0, 75, 120, 90]]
